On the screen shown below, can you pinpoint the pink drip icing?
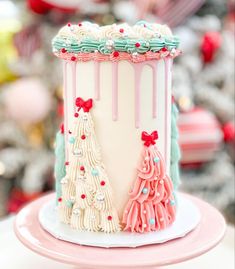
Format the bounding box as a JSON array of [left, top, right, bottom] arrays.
[[63, 61, 69, 162], [112, 62, 118, 121], [164, 58, 171, 164], [94, 61, 100, 100], [71, 62, 77, 112], [132, 63, 144, 128], [122, 145, 176, 233], [146, 61, 158, 118]]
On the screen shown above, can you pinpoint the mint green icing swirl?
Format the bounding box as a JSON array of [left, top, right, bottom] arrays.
[[55, 130, 66, 205], [52, 35, 179, 55], [170, 103, 181, 191]]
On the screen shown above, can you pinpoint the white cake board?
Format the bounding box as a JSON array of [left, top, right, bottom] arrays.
[[39, 194, 200, 248]]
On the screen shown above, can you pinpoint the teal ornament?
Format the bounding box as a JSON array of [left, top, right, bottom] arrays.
[[170, 200, 175, 206], [55, 130, 66, 205], [149, 218, 155, 225], [91, 168, 99, 176], [154, 157, 160, 163], [142, 188, 148, 194], [66, 200, 73, 208], [69, 136, 75, 144]]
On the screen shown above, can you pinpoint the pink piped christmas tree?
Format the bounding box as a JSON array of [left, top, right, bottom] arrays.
[[122, 131, 176, 233]]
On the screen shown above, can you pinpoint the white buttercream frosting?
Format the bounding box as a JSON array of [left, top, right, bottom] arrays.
[[57, 21, 173, 41]]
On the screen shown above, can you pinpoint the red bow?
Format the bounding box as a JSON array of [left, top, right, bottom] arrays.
[[75, 97, 93, 112], [141, 131, 158, 147]]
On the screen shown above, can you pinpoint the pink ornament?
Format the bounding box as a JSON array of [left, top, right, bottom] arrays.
[[178, 108, 223, 166], [4, 78, 51, 125]]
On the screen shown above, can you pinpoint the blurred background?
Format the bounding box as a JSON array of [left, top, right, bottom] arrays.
[[0, 0, 234, 226]]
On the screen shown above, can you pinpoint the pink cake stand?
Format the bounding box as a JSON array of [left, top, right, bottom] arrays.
[[14, 192, 226, 269]]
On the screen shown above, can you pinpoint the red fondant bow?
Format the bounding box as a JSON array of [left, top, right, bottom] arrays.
[[141, 131, 158, 147], [75, 97, 93, 112]]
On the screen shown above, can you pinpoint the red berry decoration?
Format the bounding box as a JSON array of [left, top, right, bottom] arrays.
[[61, 48, 67, 53], [58, 197, 62, 202], [119, 28, 124, 33], [135, 42, 141, 48], [81, 194, 86, 199], [74, 112, 79, 117], [81, 134, 86, 140], [161, 47, 167, 52], [67, 22, 71, 27], [80, 166, 85, 171], [100, 181, 106, 186], [107, 215, 112, 221], [113, 51, 119, 58], [65, 161, 69, 166], [71, 56, 76, 61], [78, 23, 82, 27]]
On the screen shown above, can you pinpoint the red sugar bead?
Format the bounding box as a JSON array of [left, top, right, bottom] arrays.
[[58, 197, 62, 202], [78, 23, 82, 27], [61, 48, 67, 53], [119, 28, 124, 33], [161, 47, 167, 52], [67, 23, 71, 27], [107, 216, 112, 221], [80, 166, 85, 171], [74, 112, 79, 117], [100, 181, 106, 186], [81, 194, 86, 199], [113, 51, 119, 57], [81, 134, 86, 140], [71, 56, 76, 61], [65, 161, 69, 166], [135, 42, 141, 48], [68, 130, 72, 134]]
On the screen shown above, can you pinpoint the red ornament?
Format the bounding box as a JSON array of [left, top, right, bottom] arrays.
[[75, 97, 93, 112], [222, 122, 235, 142], [65, 161, 69, 166], [58, 197, 62, 202], [74, 112, 79, 117], [161, 47, 167, 52], [141, 131, 158, 147], [135, 42, 141, 48], [81, 194, 86, 199], [107, 215, 112, 221], [100, 181, 106, 186], [78, 23, 82, 27], [201, 32, 222, 64], [119, 28, 124, 33], [81, 134, 86, 140], [80, 166, 85, 171], [61, 48, 67, 53], [60, 123, 64, 134], [68, 130, 72, 134], [71, 56, 76, 61], [67, 22, 71, 27], [113, 51, 119, 57]]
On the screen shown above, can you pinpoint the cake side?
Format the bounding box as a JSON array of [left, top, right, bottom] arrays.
[[53, 21, 180, 233]]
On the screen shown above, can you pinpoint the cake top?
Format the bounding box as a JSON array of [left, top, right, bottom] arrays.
[[52, 21, 180, 63]]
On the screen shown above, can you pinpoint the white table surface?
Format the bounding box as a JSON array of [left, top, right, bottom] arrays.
[[0, 216, 234, 269]]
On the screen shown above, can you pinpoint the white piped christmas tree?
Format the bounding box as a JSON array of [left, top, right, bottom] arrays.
[[58, 98, 120, 233]]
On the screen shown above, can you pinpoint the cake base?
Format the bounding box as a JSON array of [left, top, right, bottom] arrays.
[[14, 192, 226, 268], [38, 194, 200, 248]]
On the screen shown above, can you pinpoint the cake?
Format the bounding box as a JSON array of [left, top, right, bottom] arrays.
[[52, 21, 181, 234]]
